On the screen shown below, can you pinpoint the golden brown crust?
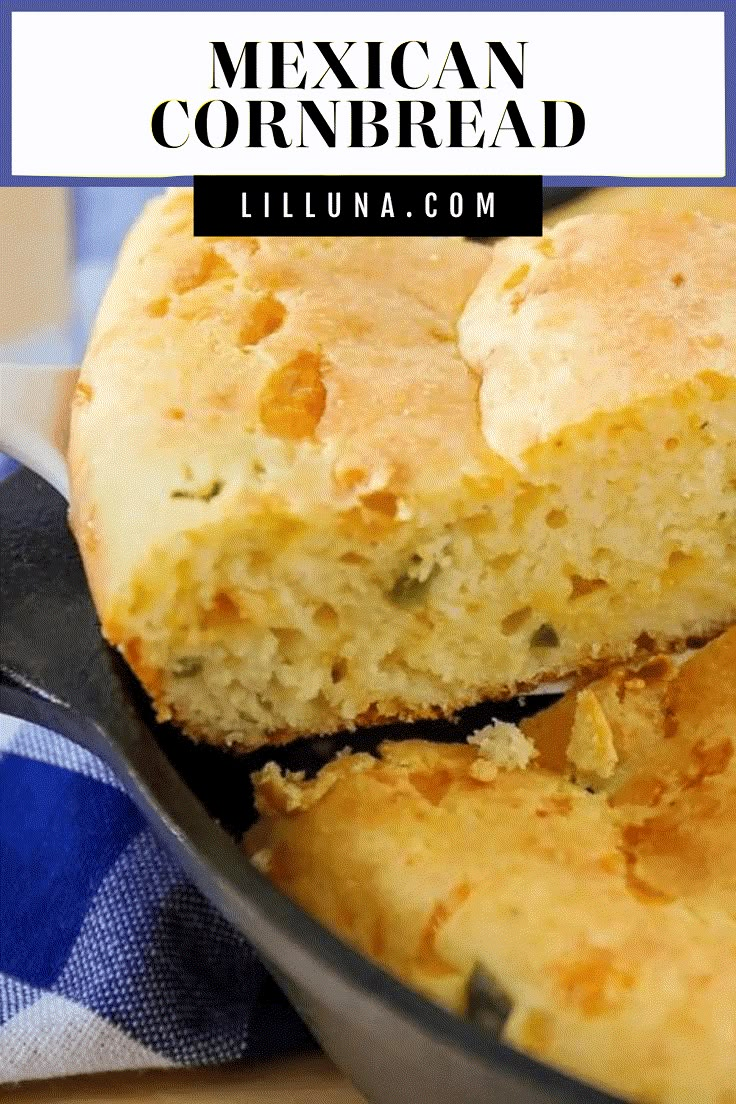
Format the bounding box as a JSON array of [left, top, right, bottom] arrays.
[[247, 627, 736, 1102], [459, 210, 736, 465], [70, 194, 736, 622], [68, 189, 492, 623]]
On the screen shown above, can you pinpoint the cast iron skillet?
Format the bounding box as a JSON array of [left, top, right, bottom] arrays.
[[0, 187, 624, 1104]]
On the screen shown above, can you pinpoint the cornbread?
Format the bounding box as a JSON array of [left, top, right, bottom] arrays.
[[246, 627, 736, 1103], [68, 191, 736, 748]]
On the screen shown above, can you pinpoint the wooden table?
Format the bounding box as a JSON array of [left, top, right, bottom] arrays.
[[4, 1054, 365, 1103]]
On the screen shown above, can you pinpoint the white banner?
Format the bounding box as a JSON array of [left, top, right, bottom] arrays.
[[11, 10, 726, 178]]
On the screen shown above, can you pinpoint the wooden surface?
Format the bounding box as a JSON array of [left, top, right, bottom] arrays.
[[3, 1054, 365, 1103]]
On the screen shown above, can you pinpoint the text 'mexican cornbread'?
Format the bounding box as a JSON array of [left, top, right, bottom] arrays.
[[68, 191, 736, 748]]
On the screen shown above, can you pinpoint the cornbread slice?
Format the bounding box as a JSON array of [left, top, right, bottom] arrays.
[[246, 627, 736, 1104], [68, 192, 736, 749]]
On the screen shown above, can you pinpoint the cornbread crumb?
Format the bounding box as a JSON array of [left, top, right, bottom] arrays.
[[468, 721, 537, 780], [566, 688, 618, 781], [249, 848, 272, 874], [252, 761, 339, 815]]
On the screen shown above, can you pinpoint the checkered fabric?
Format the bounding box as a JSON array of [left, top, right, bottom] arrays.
[[0, 714, 311, 1082]]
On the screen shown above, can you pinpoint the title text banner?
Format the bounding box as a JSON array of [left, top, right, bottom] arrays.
[[11, 10, 726, 178]]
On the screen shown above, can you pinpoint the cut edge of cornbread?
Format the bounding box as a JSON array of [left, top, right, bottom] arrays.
[[98, 370, 735, 748]]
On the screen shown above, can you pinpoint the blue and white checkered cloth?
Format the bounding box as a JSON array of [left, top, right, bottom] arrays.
[[0, 714, 311, 1082]]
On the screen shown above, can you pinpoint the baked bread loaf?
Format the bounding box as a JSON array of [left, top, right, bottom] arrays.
[[246, 627, 736, 1103], [68, 191, 736, 748]]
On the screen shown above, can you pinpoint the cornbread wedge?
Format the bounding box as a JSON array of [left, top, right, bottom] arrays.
[[68, 192, 736, 748], [246, 627, 736, 1104]]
